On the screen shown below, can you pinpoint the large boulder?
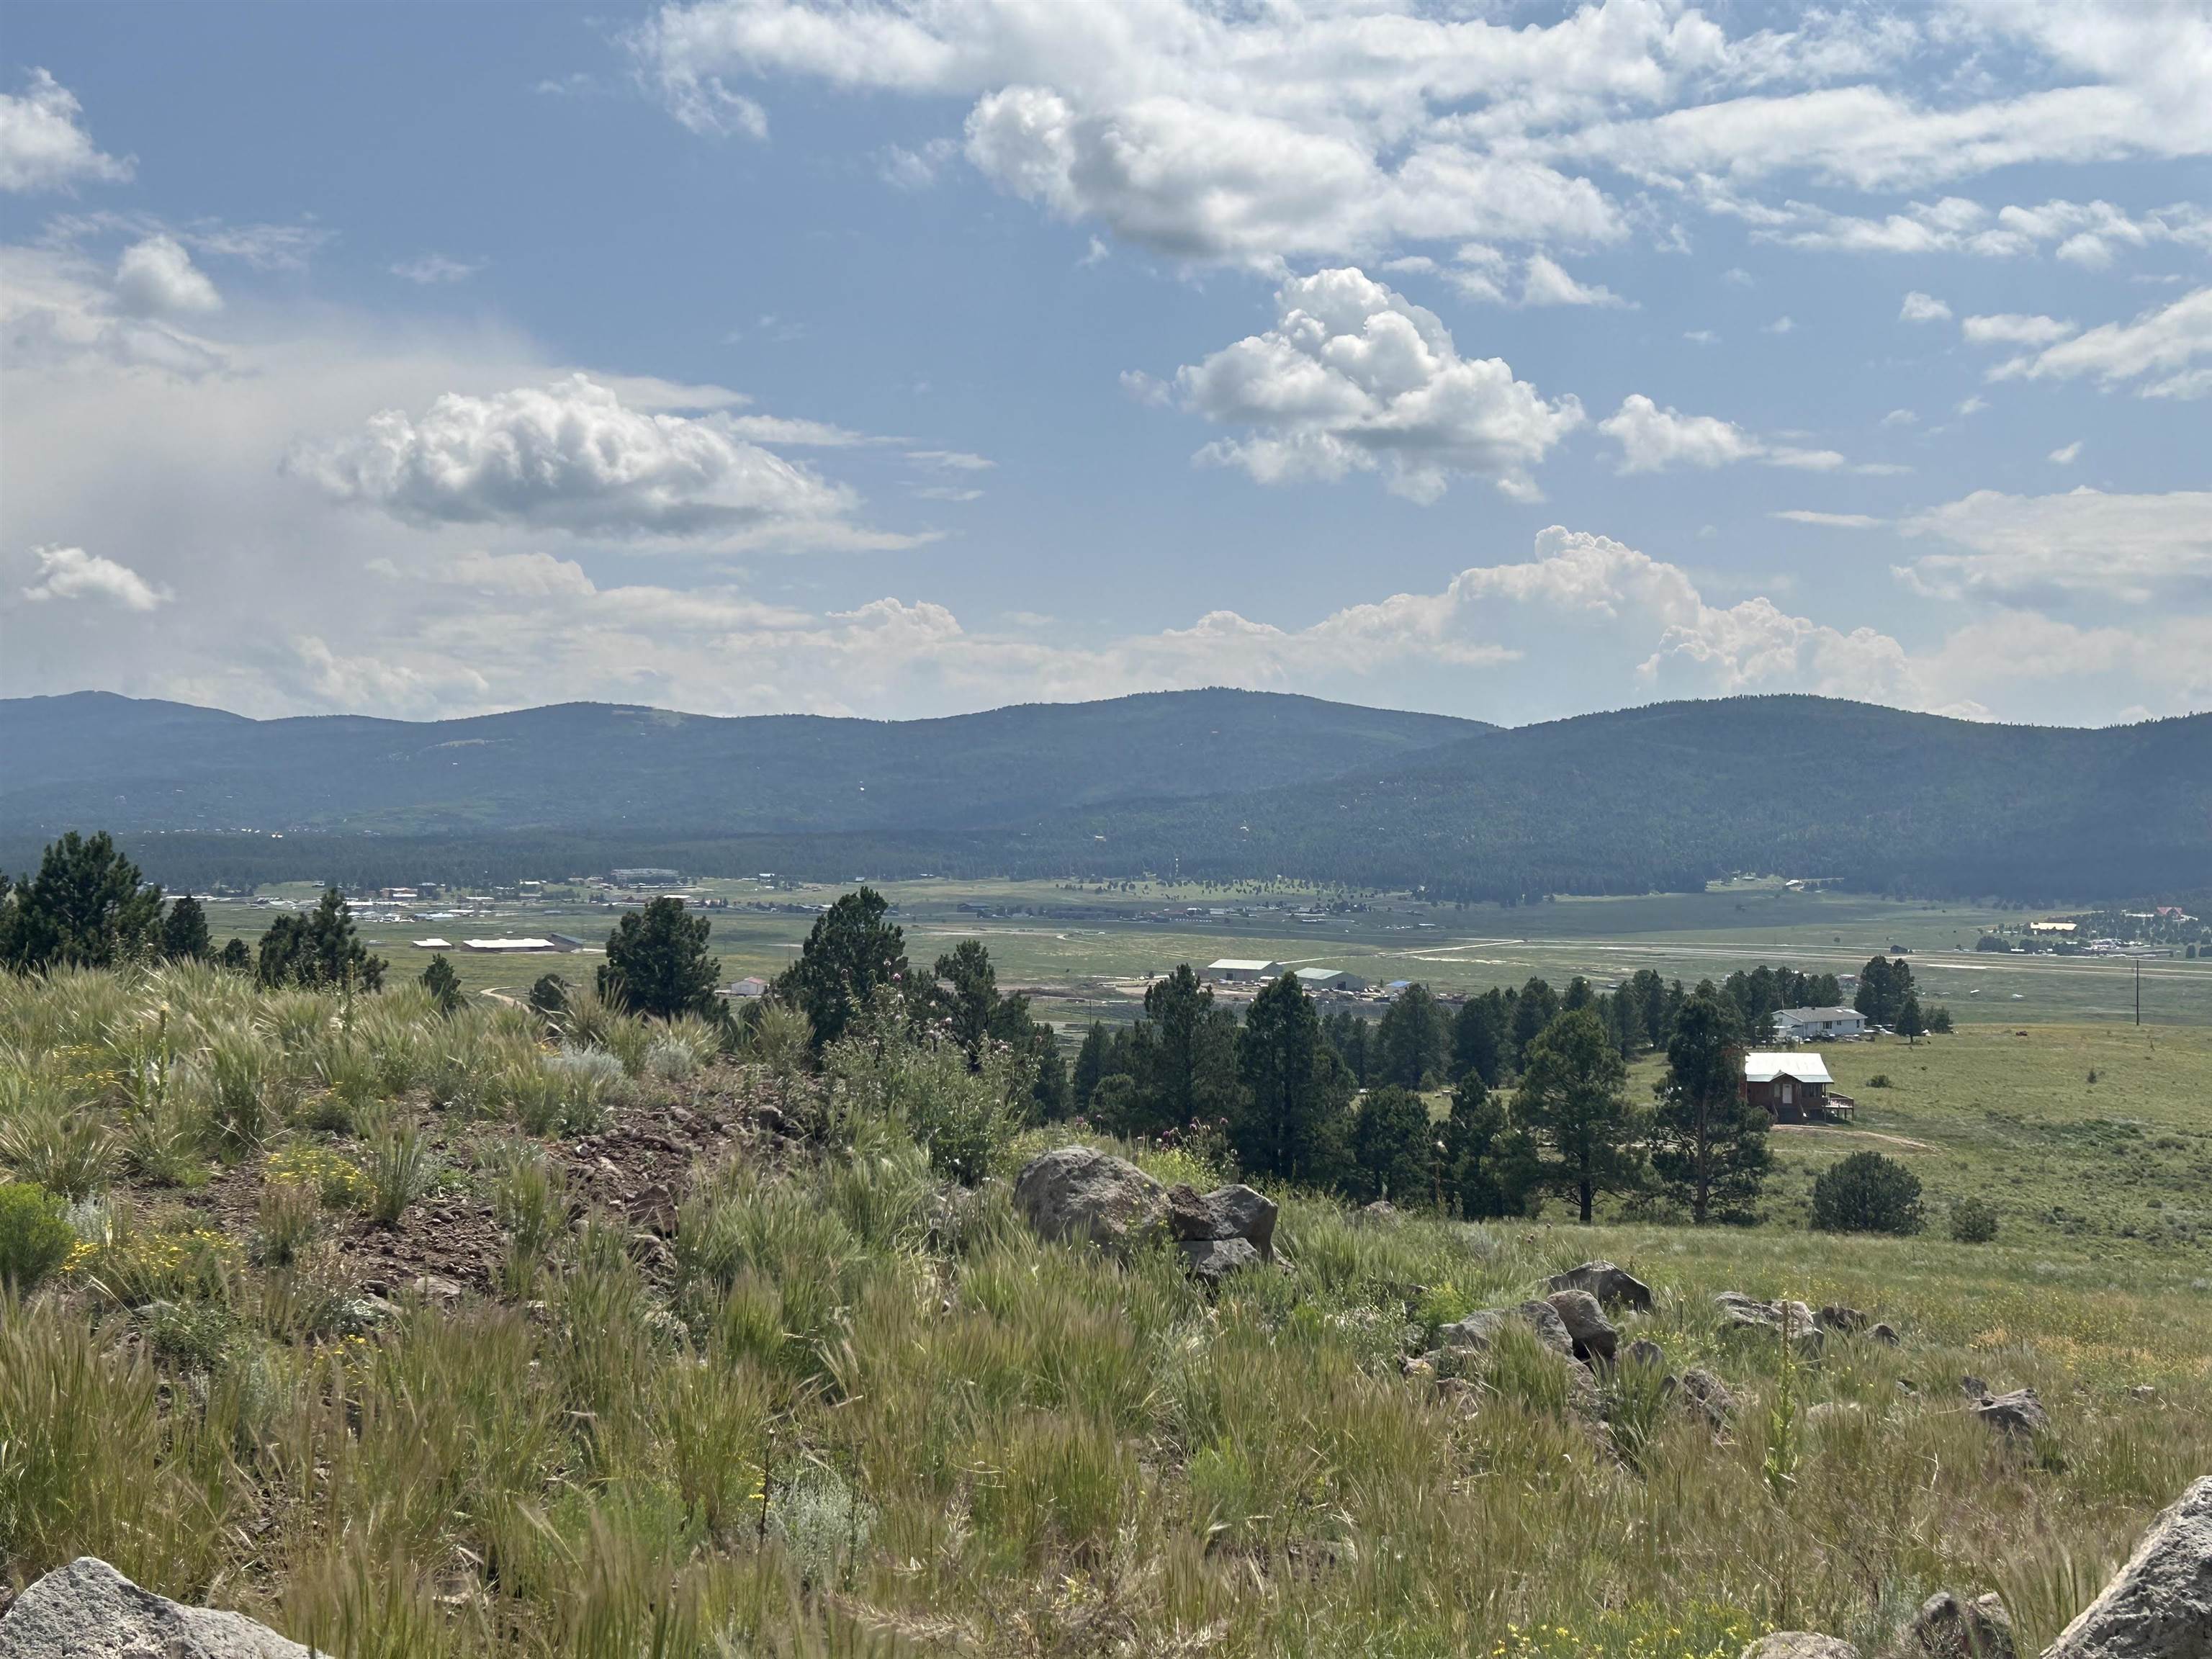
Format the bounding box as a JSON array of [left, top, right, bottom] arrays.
[[1439, 1300, 1575, 1361], [1545, 1288, 1620, 1366], [1680, 1367, 1737, 1430], [1179, 1236, 1262, 1285], [1164, 1182, 1277, 1259], [1973, 1388, 2051, 1440], [1013, 1146, 1168, 1255], [0, 1557, 313, 1658], [1904, 1591, 2016, 1659], [2041, 1476, 2212, 1659], [1741, 1637, 1858, 1659], [1547, 1259, 1654, 1313]]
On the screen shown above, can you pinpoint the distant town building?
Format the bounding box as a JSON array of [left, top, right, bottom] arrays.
[[1742, 1053, 1851, 1123], [460, 938, 559, 953], [1294, 967, 1367, 992], [721, 976, 770, 999], [611, 868, 680, 886], [2031, 920, 2078, 935], [1771, 1006, 1866, 1043], [410, 938, 451, 950], [1203, 958, 1284, 983], [545, 934, 588, 951]]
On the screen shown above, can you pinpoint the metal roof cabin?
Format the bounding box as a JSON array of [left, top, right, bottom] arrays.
[[1204, 958, 1285, 983], [1742, 1052, 1853, 1123]]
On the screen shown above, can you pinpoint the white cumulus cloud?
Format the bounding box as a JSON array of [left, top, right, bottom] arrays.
[[0, 69, 132, 193], [114, 235, 222, 318], [1988, 286, 2212, 398], [1599, 395, 1843, 474], [20, 544, 167, 611], [1899, 486, 2212, 604], [291, 374, 900, 547], [1166, 266, 1583, 503]]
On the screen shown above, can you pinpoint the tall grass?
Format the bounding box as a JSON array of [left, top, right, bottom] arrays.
[[1, 966, 2208, 1658]]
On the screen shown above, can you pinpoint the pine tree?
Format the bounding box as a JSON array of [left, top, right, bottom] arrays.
[[1651, 987, 1769, 1224], [0, 831, 164, 972], [159, 894, 211, 961], [1516, 1007, 1641, 1223], [1896, 991, 1926, 1044], [420, 953, 463, 1016], [773, 886, 907, 1049], [1349, 1085, 1435, 1206], [1234, 972, 1350, 1185], [1071, 1022, 1110, 1114], [600, 896, 720, 1020], [256, 889, 385, 992], [1450, 990, 1507, 1085], [1439, 1071, 1542, 1218], [1375, 982, 1446, 1088]]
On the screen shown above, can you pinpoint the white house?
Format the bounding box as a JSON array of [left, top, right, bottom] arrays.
[[1204, 958, 1284, 983], [721, 976, 769, 999], [1771, 1006, 1867, 1043], [460, 938, 559, 953]]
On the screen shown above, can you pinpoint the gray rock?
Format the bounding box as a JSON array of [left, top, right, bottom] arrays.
[[1680, 1367, 1736, 1429], [1178, 1236, 1262, 1285], [1870, 1322, 1901, 1346], [1624, 1337, 1668, 1372], [1203, 1184, 1278, 1259], [1974, 1387, 2050, 1439], [0, 1557, 314, 1658], [1741, 1637, 1858, 1659], [1546, 1259, 1654, 1313], [1354, 1199, 1401, 1227], [1164, 1182, 1278, 1259], [1960, 1374, 1990, 1398], [1806, 1400, 1865, 1428], [1013, 1146, 1168, 1256], [1905, 1591, 2016, 1659], [1437, 1299, 1575, 1360], [1817, 1303, 1869, 1334], [1545, 1287, 1620, 1366], [2041, 1476, 2212, 1659], [1717, 1292, 1823, 1349]]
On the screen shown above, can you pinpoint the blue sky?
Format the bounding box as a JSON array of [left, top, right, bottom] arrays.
[[2, 1, 2206, 728]]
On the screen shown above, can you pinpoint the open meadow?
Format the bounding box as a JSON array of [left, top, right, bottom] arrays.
[[3, 955, 2208, 1657], [229, 878, 2212, 1032]]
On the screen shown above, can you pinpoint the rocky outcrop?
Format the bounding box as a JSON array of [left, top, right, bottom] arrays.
[[1545, 1287, 1620, 1366], [1014, 1147, 1168, 1255], [1164, 1182, 1278, 1259], [0, 1557, 313, 1658], [1741, 1636, 1858, 1659], [1973, 1388, 2051, 1440], [1546, 1259, 1653, 1313], [1817, 1303, 1869, 1334], [2041, 1476, 2212, 1659], [1903, 1591, 2015, 1659]]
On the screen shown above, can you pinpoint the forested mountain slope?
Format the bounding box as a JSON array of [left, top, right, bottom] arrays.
[[0, 689, 1482, 836], [1018, 697, 2212, 902]]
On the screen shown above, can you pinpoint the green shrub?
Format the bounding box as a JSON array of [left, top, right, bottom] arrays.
[[0, 1182, 74, 1291], [1810, 1151, 1924, 1235], [0, 1094, 121, 1200], [1866, 1074, 1892, 1089], [1950, 1194, 2000, 1243]]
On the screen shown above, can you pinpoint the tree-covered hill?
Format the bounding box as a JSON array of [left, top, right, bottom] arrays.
[[0, 688, 1483, 837]]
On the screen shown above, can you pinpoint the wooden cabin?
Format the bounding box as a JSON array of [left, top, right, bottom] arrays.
[[1742, 1053, 1852, 1123]]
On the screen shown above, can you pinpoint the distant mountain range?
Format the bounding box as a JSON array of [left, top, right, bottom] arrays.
[[4, 690, 2204, 903]]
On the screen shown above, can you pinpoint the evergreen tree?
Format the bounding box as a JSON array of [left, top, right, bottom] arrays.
[[1439, 1071, 1542, 1218], [930, 939, 1002, 1066], [1896, 990, 1926, 1044], [528, 972, 571, 1018], [1234, 972, 1351, 1185], [1375, 981, 1446, 1088], [1349, 1085, 1436, 1207], [1127, 965, 1245, 1138], [1853, 956, 1914, 1028], [773, 886, 907, 1050], [1322, 1008, 1372, 1086], [1562, 975, 1595, 1013], [256, 889, 385, 992], [598, 896, 719, 1019], [1516, 1007, 1641, 1223], [1451, 990, 1507, 1085], [215, 938, 252, 974], [1507, 976, 1560, 1069], [0, 831, 164, 973], [1071, 1021, 1110, 1113], [420, 953, 464, 1015], [1650, 987, 1768, 1224], [159, 894, 211, 961]]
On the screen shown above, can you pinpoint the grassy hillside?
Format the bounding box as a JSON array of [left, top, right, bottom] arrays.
[[4, 964, 2207, 1657], [0, 688, 1481, 837]]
